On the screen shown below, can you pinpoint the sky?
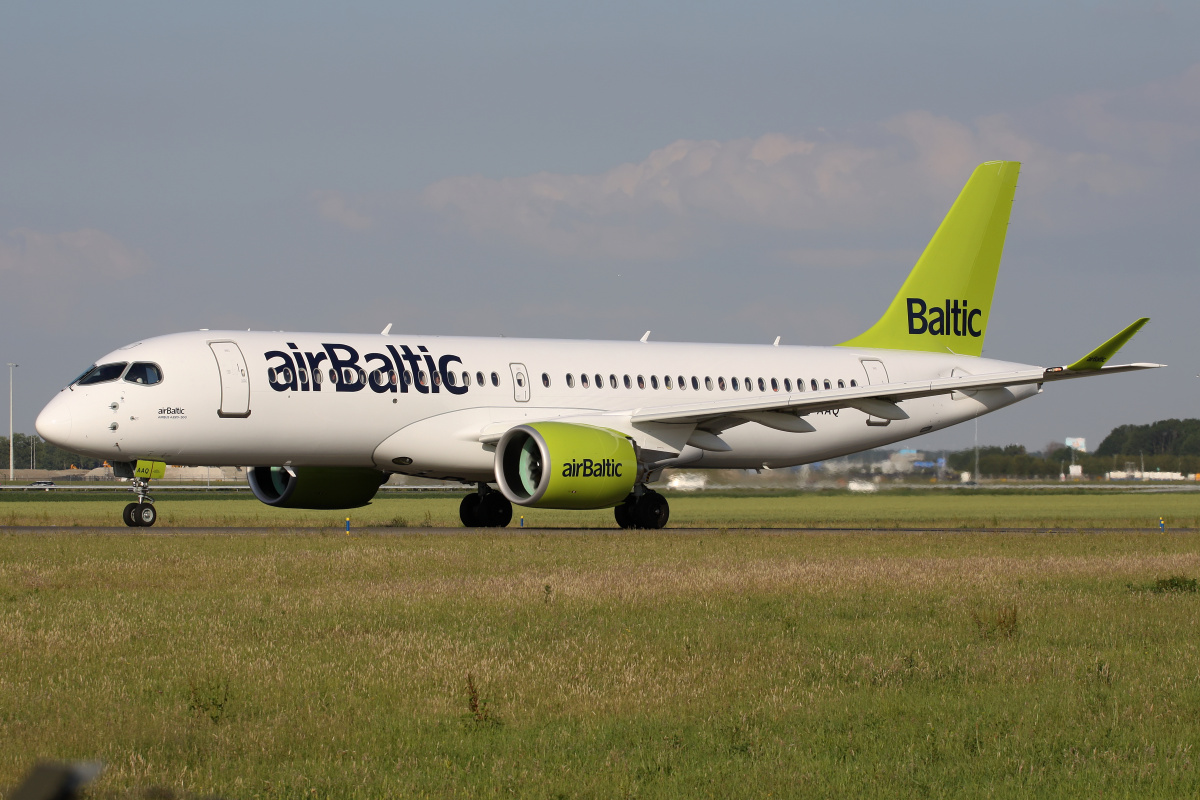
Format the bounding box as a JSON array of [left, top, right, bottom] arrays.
[[2, 0, 1197, 455]]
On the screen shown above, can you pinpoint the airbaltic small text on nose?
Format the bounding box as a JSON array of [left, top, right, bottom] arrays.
[[907, 298, 983, 337]]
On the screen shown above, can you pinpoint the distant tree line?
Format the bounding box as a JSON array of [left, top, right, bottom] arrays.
[[946, 419, 1200, 479], [0, 434, 105, 472]]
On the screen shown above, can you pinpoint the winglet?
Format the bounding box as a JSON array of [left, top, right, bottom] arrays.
[[1064, 318, 1149, 371]]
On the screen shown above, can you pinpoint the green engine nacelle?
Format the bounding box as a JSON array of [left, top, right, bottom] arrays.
[[247, 466, 388, 509], [495, 422, 637, 509]]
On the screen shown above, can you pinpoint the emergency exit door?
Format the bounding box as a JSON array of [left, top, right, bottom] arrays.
[[209, 341, 251, 418], [510, 363, 530, 402], [859, 359, 890, 426]]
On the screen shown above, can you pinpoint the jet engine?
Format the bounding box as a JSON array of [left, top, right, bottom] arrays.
[[494, 422, 636, 509], [247, 466, 388, 509]]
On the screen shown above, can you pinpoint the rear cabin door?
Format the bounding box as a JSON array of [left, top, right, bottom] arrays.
[[510, 363, 530, 402], [859, 359, 890, 426], [209, 341, 251, 417]]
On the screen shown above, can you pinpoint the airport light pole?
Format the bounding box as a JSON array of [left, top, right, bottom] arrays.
[[7, 363, 16, 483]]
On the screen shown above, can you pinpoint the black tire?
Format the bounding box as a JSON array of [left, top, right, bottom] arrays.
[[479, 493, 513, 528], [634, 491, 669, 530], [134, 504, 157, 527], [123, 502, 141, 527], [459, 493, 482, 527], [614, 497, 635, 529]]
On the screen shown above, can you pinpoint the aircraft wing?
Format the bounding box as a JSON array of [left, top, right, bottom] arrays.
[[620, 362, 1162, 428]]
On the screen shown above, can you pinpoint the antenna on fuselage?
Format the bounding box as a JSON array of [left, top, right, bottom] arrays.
[[773, 336, 781, 346], [381, 323, 393, 335], [640, 331, 651, 343]]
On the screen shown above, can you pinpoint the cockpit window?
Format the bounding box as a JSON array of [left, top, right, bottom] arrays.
[[76, 362, 128, 386], [124, 362, 163, 385]]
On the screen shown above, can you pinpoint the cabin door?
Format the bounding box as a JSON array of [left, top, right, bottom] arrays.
[[209, 341, 251, 418], [859, 359, 890, 426]]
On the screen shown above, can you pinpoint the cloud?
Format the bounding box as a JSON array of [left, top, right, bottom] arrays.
[[0, 228, 150, 280], [420, 64, 1199, 260], [312, 190, 373, 230]]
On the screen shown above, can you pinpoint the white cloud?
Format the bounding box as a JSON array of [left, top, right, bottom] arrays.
[[420, 64, 1199, 260], [0, 228, 150, 280], [312, 190, 373, 231]]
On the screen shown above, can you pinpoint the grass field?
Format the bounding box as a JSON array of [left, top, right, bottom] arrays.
[[0, 488, 1197, 530], [2, 527, 1199, 798]]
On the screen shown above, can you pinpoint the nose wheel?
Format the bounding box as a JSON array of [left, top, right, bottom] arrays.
[[614, 489, 669, 529], [122, 477, 157, 527]]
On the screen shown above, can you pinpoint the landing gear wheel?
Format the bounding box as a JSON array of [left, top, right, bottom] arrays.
[[633, 491, 670, 530], [123, 502, 142, 527], [478, 493, 513, 528], [459, 493, 482, 527], [614, 496, 636, 529], [133, 503, 157, 527]]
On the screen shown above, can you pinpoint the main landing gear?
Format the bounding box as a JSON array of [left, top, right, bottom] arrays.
[[459, 484, 513, 528], [122, 477, 157, 527], [614, 488, 669, 530]]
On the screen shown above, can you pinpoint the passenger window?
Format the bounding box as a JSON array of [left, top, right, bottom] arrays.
[[850, 379, 857, 387], [796, 378, 803, 391], [651, 375, 659, 389], [784, 378, 791, 392], [581, 373, 590, 388], [665, 375, 673, 389], [771, 378, 779, 392], [403, 371, 412, 386], [837, 379, 845, 388], [476, 371, 485, 386], [811, 379, 819, 391], [745, 377, 752, 391], [313, 369, 323, 385], [77, 362, 128, 386], [329, 368, 338, 385], [542, 372, 550, 388], [678, 376, 686, 390], [298, 368, 309, 387], [515, 373, 525, 387], [705, 377, 713, 390], [491, 372, 499, 387], [691, 376, 699, 390], [566, 374, 574, 388], [417, 371, 427, 386], [637, 375, 645, 389], [757, 378, 766, 392], [718, 377, 726, 391], [462, 371, 470, 386], [446, 371, 457, 387], [823, 379, 831, 390], [732, 377, 740, 391], [432, 371, 442, 386], [124, 362, 163, 385]]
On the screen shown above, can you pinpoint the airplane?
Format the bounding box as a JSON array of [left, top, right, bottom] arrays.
[[34, 161, 1161, 528]]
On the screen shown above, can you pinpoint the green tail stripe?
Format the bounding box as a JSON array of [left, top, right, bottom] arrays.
[[1066, 318, 1149, 371], [839, 161, 1020, 356]]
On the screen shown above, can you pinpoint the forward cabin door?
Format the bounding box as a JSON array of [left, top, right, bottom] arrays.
[[209, 341, 251, 418], [859, 359, 890, 426], [510, 363, 530, 402]]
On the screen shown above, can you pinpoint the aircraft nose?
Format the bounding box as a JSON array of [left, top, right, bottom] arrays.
[[35, 393, 73, 448]]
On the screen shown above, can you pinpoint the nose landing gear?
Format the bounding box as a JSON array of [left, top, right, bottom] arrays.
[[459, 484, 513, 528], [614, 488, 669, 529], [122, 477, 157, 527]]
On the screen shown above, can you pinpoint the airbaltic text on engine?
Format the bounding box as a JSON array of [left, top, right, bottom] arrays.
[[907, 298, 983, 337], [561, 458, 624, 478], [263, 342, 466, 394]]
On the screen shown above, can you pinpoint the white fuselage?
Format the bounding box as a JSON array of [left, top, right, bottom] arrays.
[[35, 330, 1040, 483]]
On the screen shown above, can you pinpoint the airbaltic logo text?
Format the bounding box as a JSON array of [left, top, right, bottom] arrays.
[[907, 299, 983, 337], [561, 458, 624, 478], [263, 342, 467, 396]]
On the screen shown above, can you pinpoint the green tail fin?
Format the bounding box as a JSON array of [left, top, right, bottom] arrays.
[[839, 160, 1020, 356]]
